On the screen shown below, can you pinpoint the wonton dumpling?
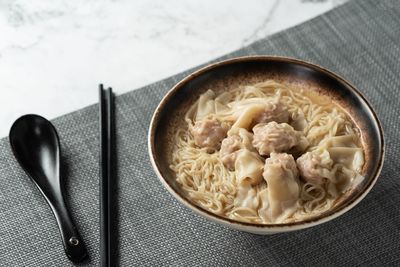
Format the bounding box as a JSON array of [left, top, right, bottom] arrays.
[[220, 128, 254, 170], [191, 118, 228, 150], [263, 153, 300, 222], [332, 163, 364, 195], [235, 149, 264, 185], [253, 101, 289, 125], [194, 90, 230, 121], [328, 147, 364, 173], [196, 90, 216, 120], [320, 134, 364, 172], [252, 122, 308, 156], [296, 149, 334, 185], [231, 104, 265, 130], [230, 100, 289, 131]]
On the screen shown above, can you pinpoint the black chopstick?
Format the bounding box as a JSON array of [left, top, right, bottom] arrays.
[[99, 84, 114, 267]]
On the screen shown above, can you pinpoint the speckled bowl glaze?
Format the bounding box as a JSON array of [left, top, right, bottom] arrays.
[[148, 56, 384, 234]]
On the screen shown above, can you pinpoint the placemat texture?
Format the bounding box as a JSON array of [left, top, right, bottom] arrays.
[[1, 0, 399, 265]]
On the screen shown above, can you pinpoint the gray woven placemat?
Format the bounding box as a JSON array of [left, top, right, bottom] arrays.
[[1, 0, 399, 266]]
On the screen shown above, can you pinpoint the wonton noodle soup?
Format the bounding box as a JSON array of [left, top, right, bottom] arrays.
[[170, 80, 364, 224]]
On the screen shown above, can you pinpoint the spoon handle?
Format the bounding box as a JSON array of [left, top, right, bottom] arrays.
[[46, 193, 88, 262]]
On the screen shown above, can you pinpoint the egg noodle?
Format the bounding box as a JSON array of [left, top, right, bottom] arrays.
[[170, 80, 364, 224]]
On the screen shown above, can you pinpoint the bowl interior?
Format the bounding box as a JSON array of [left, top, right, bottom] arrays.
[[150, 56, 384, 227]]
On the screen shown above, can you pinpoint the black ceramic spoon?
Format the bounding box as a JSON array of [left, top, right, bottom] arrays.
[[9, 114, 88, 263]]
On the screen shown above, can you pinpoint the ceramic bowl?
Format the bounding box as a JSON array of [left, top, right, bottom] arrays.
[[148, 56, 384, 234]]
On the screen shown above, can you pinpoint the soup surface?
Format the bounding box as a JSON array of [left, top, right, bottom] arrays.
[[170, 80, 364, 224]]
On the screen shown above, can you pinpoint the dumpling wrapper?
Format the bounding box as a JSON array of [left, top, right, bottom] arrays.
[[320, 134, 364, 172], [263, 157, 300, 223], [328, 147, 364, 173], [320, 135, 358, 148], [258, 188, 271, 223], [231, 104, 266, 130], [229, 97, 288, 132], [196, 90, 216, 120], [234, 184, 260, 211], [234, 149, 264, 185], [192, 90, 230, 121]]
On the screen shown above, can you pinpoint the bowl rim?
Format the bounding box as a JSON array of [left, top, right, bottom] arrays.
[[148, 55, 385, 231]]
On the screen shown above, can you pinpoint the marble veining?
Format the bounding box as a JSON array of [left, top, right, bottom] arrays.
[[0, 0, 347, 137]]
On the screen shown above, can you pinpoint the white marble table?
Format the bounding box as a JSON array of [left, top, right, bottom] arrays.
[[0, 0, 347, 137]]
